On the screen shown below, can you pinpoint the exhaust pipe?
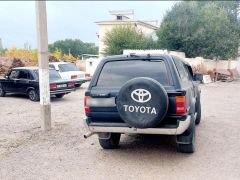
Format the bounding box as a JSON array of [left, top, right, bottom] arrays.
[[84, 132, 95, 139]]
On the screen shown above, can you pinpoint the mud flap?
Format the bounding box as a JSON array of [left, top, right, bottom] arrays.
[[176, 115, 195, 144]]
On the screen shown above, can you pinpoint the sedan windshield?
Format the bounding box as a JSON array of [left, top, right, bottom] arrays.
[[58, 63, 78, 72]]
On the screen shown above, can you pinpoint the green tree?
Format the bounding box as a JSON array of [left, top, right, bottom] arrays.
[[103, 25, 158, 56], [49, 39, 98, 57], [156, 1, 240, 59]]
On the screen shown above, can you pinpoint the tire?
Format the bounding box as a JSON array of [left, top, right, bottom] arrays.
[[177, 116, 196, 153], [55, 94, 65, 98], [0, 84, 5, 97], [98, 133, 121, 149], [28, 89, 40, 101], [116, 77, 169, 128], [75, 83, 82, 88], [195, 103, 201, 125]]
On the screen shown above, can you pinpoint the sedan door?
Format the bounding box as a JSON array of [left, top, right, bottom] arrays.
[[17, 70, 32, 94], [4, 70, 20, 92]]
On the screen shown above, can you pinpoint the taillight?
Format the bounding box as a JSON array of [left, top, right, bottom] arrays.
[[68, 82, 75, 87], [176, 96, 186, 114], [50, 84, 57, 89], [85, 73, 90, 77], [84, 96, 90, 113]]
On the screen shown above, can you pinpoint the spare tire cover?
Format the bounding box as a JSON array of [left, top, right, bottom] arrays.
[[116, 77, 169, 128]]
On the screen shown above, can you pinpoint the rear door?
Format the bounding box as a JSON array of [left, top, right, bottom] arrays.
[[17, 70, 32, 94], [87, 59, 173, 123], [5, 70, 20, 92]]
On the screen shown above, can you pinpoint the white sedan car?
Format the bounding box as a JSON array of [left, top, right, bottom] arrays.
[[49, 62, 90, 87]]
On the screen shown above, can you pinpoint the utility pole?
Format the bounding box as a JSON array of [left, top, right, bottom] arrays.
[[237, 3, 240, 65], [35, 1, 51, 131], [237, 3, 240, 74]]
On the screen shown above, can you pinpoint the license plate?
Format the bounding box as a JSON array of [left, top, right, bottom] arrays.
[[57, 84, 67, 88], [71, 75, 77, 79]]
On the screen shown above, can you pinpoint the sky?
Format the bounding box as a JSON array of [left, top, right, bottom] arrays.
[[0, 1, 175, 49]]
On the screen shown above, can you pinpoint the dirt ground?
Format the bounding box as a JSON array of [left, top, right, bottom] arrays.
[[0, 81, 240, 180]]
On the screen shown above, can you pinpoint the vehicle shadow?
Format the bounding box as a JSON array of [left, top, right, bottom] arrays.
[[3, 94, 29, 100], [120, 134, 177, 152], [99, 134, 192, 159], [2, 94, 70, 102]]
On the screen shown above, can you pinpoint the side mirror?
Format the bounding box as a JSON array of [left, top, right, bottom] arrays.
[[193, 73, 203, 81]]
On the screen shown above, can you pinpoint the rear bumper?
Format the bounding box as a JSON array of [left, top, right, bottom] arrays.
[[50, 88, 74, 95], [84, 115, 191, 135], [73, 80, 85, 85]]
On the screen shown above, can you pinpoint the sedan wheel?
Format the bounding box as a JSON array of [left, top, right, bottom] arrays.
[[28, 89, 40, 101], [55, 94, 65, 98]]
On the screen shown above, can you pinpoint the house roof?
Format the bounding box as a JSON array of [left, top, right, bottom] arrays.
[[95, 20, 159, 30]]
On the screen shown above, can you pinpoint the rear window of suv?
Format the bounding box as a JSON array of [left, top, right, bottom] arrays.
[[97, 60, 172, 87]]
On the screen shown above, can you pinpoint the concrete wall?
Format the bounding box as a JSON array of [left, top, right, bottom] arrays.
[[85, 58, 101, 76], [123, 49, 239, 73], [75, 58, 101, 76], [75, 60, 86, 71], [236, 56, 240, 73], [185, 57, 238, 73]]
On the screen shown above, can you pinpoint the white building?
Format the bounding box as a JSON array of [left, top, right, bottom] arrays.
[[96, 10, 159, 57]]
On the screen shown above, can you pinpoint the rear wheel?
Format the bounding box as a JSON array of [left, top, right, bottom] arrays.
[[55, 94, 65, 98], [98, 133, 121, 149], [75, 83, 82, 88], [195, 103, 201, 125], [28, 89, 39, 101], [0, 84, 5, 97]]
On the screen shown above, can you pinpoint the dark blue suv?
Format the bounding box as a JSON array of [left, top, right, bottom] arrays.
[[84, 54, 201, 153]]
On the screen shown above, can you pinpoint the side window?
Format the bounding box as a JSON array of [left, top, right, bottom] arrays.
[[184, 65, 193, 81], [28, 72, 35, 80], [173, 57, 189, 82], [9, 70, 20, 79], [18, 70, 28, 79], [49, 64, 55, 70]]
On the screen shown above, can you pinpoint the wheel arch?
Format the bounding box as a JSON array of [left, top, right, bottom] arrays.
[[26, 87, 37, 94]]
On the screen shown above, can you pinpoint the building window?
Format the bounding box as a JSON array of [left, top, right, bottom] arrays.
[[117, 16, 122, 20]]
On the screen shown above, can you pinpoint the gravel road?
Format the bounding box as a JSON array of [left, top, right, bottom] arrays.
[[0, 81, 240, 180]]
